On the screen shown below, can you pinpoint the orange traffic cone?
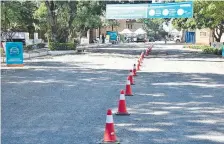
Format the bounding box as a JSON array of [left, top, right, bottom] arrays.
[[116, 90, 130, 115], [145, 49, 149, 56], [101, 109, 119, 144], [133, 64, 137, 76], [125, 77, 133, 96], [141, 52, 144, 59], [147, 49, 150, 55], [137, 62, 140, 71], [138, 59, 142, 66], [128, 70, 134, 85], [149, 47, 152, 53], [140, 57, 143, 64]]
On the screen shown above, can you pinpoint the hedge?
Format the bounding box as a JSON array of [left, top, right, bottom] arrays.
[[183, 45, 211, 49], [49, 42, 76, 51], [184, 45, 223, 55], [24, 43, 46, 51], [203, 47, 222, 55]]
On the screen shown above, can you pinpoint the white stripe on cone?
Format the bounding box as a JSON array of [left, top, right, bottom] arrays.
[[106, 115, 114, 123], [120, 93, 125, 100], [126, 79, 130, 85]]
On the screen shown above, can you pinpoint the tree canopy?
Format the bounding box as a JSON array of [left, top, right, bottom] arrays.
[[172, 1, 224, 42], [1, 1, 37, 40], [1, 0, 224, 43]]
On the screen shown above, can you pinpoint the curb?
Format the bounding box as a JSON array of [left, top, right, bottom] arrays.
[[1, 43, 113, 62]]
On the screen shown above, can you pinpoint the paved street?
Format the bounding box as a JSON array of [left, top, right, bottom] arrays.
[[1, 43, 224, 144]]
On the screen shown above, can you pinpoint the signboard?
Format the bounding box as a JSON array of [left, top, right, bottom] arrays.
[[147, 2, 193, 18], [106, 2, 193, 19], [106, 31, 118, 41], [6, 42, 23, 66], [106, 4, 148, 19]]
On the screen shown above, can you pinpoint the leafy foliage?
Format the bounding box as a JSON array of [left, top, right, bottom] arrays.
[[1, 1, 37, 40], [49, 42, 76, 51], [140, 19, 168, 40], [24, 43, 46, 51], [203, 47, 222, 55], [172, 1, 224, 42], [73, 1, 105, 39], [184, 45, 222, 55]]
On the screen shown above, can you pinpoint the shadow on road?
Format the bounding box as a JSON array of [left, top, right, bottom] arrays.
[[1, 58, 224, 144]]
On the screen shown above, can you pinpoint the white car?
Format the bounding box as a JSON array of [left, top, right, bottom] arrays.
[[174, 35, 181, 43]]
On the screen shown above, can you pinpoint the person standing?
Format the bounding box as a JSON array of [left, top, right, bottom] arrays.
[[102, 34, 105, 44]]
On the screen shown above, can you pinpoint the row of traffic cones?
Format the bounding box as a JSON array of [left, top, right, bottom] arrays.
[[101, 45, 153, 144]]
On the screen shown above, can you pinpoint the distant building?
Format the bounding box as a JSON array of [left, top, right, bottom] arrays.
[[195, 28, 224, 45], [82, 20, 144, 44]]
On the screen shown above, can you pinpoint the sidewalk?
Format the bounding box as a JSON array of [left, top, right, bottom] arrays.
[[3, 43, 112, 60], [1, 43, 112, 69], [25, 43, 112, 58]]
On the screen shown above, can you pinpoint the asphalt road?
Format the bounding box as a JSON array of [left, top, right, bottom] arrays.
[[1, 43, 224, 144]]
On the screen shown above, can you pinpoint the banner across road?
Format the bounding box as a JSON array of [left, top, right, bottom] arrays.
[[106, 1, 193, 19]]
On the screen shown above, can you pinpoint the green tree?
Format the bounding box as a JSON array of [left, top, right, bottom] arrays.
[[141, 19, 168, 39], [39, 1, 106, 43], [33, 2, 48, 41], [172, 1, 224, 42], [73, 1, 104, 41], [44, 1, 77, 43], [102, 19, 120, 31], [1, 1, 37, 41]]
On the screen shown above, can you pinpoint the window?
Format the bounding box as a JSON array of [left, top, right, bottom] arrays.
[[200, 32, 206, 37], [127, 24, 133, 29]]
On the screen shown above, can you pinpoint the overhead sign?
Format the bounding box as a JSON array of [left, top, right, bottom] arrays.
[[106, 2, 193, 19], [106, 4, 148, 19], [6, 42, 24, 66]]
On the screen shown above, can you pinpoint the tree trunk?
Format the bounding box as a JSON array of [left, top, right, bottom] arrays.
[[112, 25, 114, 31], [99, 26, 101, 37], [181, 30, 185, 43], [45, 1, 57, 42], [213, 24, 224, 42], [67, 1, 77, 43]]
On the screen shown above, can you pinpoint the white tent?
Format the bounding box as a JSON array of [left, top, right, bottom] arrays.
[[134, 28, 147, 35], [119, 29, 133, 34]]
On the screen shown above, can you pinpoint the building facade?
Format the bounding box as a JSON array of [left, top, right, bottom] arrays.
[[85, 20, 144, 44]]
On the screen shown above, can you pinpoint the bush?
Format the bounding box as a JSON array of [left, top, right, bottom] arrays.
[[185, 45, 222, 55], [185, 45, 216, 50], [49, 42, 76, 51], [203, 47, 222, 55]]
